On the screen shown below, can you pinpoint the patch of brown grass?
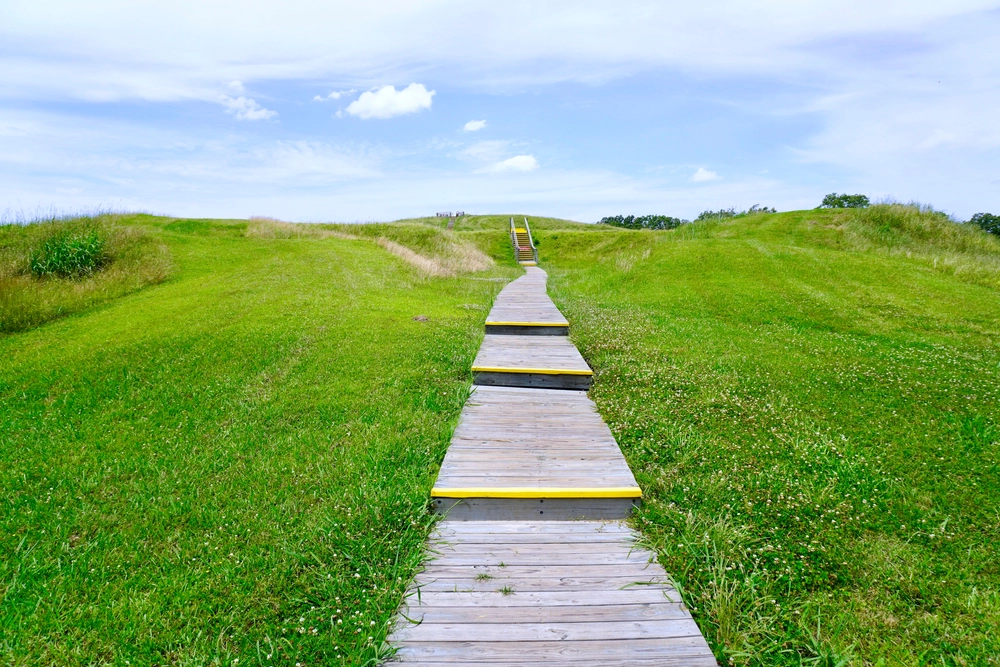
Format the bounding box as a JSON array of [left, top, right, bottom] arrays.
[[245, 218, 355, 240], [375, 238, 451, 276]]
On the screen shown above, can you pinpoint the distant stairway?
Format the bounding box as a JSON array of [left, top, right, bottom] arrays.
[[510, 217, 537, 265]]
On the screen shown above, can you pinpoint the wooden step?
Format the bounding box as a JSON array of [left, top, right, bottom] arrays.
[[485, 268, 569, 335], [431, 386, 639, 520], [472, 335, 592, 390]]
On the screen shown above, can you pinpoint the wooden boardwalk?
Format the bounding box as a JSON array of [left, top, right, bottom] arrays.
[[388, 263, 716, 665], [485, 268, 568, 335], [392, 522, 717, 666]]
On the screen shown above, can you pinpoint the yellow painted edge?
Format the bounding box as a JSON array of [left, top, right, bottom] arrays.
[[472, 366, 593, 376], [485, 321, 568, 327], [432, 487, 642, 499], [514, 228, 527, 232]]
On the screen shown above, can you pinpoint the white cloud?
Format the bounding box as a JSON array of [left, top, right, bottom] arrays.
[[458, 140, 510, 163], [221, 96, 277, 121], [314, 89, 356, 101], [0, 2, 993, 104], [493, 155, 539, 173], [345, 83, 434, 120], [463, 119, 487, 132], [691, 167, 720, 182]]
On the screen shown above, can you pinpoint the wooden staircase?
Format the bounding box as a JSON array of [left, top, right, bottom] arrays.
[[510, 217, 537, 265]]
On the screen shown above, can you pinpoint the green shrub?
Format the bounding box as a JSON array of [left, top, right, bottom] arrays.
[[1, 214, 172, 333], [820, 193, 870, 209], [29, 228, 107, 278], [970, 212, 1000, 236], [599, 214, 685, 230]]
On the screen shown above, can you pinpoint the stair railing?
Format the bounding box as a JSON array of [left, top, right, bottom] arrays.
[[523, 217, 538, 263], [509, 217, 520, 262]]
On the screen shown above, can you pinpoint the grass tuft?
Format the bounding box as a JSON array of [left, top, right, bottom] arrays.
[[844, 203, 1000, 287], [1, 214, 172, 334]]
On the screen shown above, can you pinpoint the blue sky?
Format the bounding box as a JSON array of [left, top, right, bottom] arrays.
[[1, 1, 998, 222]]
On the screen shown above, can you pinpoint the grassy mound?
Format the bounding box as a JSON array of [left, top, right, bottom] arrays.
[[0, 216, 515, 666], [0, 214, 172, 333], [844, 203, 1000, 287], [541, 207, 1000, 665]]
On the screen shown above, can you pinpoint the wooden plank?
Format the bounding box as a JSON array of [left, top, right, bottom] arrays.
[[391, 637, 715, 661], [432, 521, 632, 534], [399, 589, 682, 607], [415, 563, 665, 578], [396, 602, 688, 624], [432, 498, 638, 521], [393, 619, 704, 642], [410, 577, 673, 592], [423, 553, 654, 567]]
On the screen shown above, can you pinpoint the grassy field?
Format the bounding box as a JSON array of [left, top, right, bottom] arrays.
[[4, 207, 998, 666], [0, 215, 517, 665], [541, 207, 1000, 665]]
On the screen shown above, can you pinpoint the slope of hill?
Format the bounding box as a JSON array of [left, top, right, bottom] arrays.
[[0, 215, 518, 665], [542, 206, 1000, 665]]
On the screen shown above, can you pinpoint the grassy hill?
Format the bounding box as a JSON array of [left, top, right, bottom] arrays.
[[1, 208, 998, 666], [0, 215, 519, 665], [542, 207, 1000, 665]]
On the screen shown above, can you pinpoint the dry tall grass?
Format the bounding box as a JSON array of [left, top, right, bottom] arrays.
[[845, 203, 1000, 288], [245, 218, 354, 240], [1, 215, 172, 333], [246, 218, 493, 278]]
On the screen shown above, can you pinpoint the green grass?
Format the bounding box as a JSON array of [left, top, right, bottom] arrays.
[[0, 214, 172, 333], [542, 207, 1000, 665], [0, 216, 517, 665], [6, 206, 998, 665]]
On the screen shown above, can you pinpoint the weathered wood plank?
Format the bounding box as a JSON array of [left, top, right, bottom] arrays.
[[396, 602, 687, 624], [399, 589, 681, 607], [432, 498, 638, 521], [391, 636, 715, 661], [393, 618, 704, 642]]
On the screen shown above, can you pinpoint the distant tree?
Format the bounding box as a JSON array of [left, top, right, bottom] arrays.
[[696, 208, 737, 221], [599, 215, 684, 230], [820, 193, 870, 209], [695, 205, 775, 222], [970, 212, 1000, 236]]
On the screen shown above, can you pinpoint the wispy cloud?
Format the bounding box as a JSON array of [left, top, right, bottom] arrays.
[[492, 155, 539, 173], [345, 83, 434, 120], [691, 167, 720, 182], [463, 119, 487, 132], [221, 96, 277, 121], [314, 89, 356, 101]]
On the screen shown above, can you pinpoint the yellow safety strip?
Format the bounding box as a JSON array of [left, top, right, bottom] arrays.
[[432, 487, 642, 499], [514, 228, 527, 232], [485, 321, 568, 326], [471, 366, 593, 376]]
